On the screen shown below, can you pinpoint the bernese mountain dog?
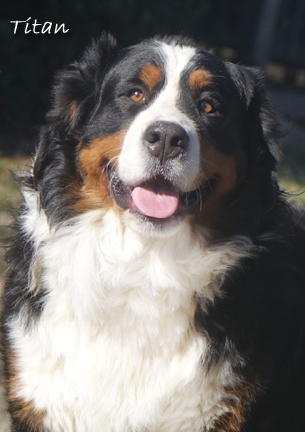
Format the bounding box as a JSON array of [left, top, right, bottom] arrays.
[[2, 34, 305, 432]]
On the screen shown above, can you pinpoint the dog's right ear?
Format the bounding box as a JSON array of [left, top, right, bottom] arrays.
[[48, 32, 118, 132], [34, 33, 118, 184]]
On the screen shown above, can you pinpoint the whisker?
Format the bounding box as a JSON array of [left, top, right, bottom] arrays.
[[102, 155, 120, 175]]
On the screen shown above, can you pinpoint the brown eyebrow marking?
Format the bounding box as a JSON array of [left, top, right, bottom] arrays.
[[139, 64, 162, 90], [189, 69, 211, 89]]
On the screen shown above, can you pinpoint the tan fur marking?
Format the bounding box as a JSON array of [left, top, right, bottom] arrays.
[[139, 64, 162, 90], [65, 100, 78, 124], [194, 140, 240, 230], [28, 257, 42, 295], [189, 69, 211, 89], [201, 142, 238, 196], [75, 129, 128, 212], [6, 349, 45, 431], [212, 381, 259, 432]]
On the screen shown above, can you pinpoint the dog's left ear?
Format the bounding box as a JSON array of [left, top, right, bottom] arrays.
[[227, 63, 281, 168], [226, 63, 281, 209]]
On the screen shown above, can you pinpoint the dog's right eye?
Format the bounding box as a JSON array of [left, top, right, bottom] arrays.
[[129, 90, 146, 103]]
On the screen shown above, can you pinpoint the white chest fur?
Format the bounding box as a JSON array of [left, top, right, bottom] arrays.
[[10, 204, 252, 431]]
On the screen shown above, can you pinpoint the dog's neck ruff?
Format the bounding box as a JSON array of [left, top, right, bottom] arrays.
[[22, 189, 252, 342], [8, 188, 254, 431]]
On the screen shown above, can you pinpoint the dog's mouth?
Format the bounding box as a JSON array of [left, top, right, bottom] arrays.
[[108, 167, 213, 220]]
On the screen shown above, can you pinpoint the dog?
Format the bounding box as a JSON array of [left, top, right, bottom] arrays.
[[2, 33, 305, 432]]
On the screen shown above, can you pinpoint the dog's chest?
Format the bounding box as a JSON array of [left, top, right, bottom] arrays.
[[11, 209, 248, 431], [12, 312, 234, 432]]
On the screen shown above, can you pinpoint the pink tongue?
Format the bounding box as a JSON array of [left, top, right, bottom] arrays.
[[131, 185, 179, 219]]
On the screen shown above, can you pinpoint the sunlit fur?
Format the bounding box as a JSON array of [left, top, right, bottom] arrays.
[[8, 184, 253, 431], [3, 34, 305, 432]]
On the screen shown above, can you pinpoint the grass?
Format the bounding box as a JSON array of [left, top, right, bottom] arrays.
[[0, 158, 21, 213], [0, 156, 28, 277], [0, 157, 21, 431]]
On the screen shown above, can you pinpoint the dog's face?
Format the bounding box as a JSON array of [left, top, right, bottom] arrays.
[[34, 35, 279, 238]]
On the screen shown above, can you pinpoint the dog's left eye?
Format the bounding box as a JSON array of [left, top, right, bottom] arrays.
[[199, 100, 214, 114], [129, 90, 146, 103]]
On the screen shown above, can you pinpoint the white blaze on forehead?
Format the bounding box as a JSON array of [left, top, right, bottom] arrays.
[[118, 42, 200, 192], [160, 42, 197, 101]]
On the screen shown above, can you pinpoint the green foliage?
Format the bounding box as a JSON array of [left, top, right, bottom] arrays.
[[0, 157, 23, 276], [0, 158, 20, 213]]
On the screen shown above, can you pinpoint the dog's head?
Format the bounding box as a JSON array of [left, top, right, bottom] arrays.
[[33, 34, 280, 238]]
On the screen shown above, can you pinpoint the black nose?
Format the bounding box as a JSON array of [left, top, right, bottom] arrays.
[[143, 121, 188, 163]]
